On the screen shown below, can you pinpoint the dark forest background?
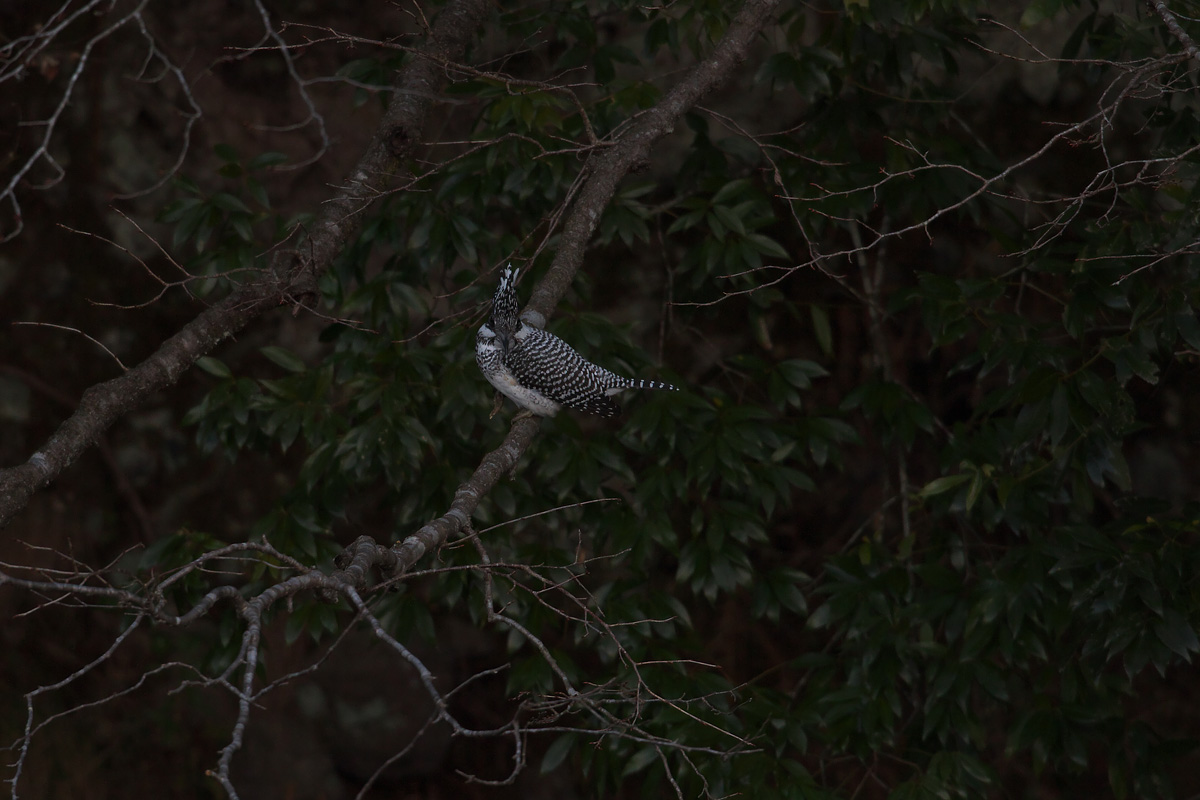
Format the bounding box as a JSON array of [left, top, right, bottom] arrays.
[[5, 1, 1200, 798]]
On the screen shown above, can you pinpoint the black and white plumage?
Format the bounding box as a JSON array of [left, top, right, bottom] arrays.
[[476, 266, 677, 418]]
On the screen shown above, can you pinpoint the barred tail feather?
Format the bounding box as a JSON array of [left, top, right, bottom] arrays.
[[628, 378, 678, 391]]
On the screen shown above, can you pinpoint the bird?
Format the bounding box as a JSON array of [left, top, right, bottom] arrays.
[[475, 265, 678, 418]]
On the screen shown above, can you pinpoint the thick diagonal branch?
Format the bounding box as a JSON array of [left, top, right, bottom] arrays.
[[0, 0, 493, 529], [1148, 0, 1200, 63], [524, 0, 780, 321], [388, 0, 781, 573]]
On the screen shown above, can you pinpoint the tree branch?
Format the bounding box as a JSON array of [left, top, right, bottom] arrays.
[[525, 0, 781, 323], [1148, 0, 1200, 63], [386, 0, 782, 571], [0, 0, 494, 530], [386, 416, 541, 575]]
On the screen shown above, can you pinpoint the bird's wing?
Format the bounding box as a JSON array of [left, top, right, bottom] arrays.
[[505, 327, 624, 417]]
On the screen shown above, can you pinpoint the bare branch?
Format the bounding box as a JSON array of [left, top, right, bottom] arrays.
[[1, 2, 152, 241], [0, 0, 495, 530], [387, 0, 784, 582], [10, 322, 128, 372], [8, 614, 146, 796], [1149, 0, 1200, 62]]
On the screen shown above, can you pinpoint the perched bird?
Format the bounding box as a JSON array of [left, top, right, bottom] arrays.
[[475, 266, 678, 418]]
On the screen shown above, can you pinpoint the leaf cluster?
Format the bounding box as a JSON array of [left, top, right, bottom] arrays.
[[143, 1, 1200, 798]]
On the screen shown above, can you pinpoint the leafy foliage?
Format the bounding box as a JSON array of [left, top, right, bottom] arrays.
[[152, 1, 1200, 798]]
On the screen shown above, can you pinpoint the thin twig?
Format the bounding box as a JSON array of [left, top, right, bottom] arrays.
[[12, 322, 128, 371]]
